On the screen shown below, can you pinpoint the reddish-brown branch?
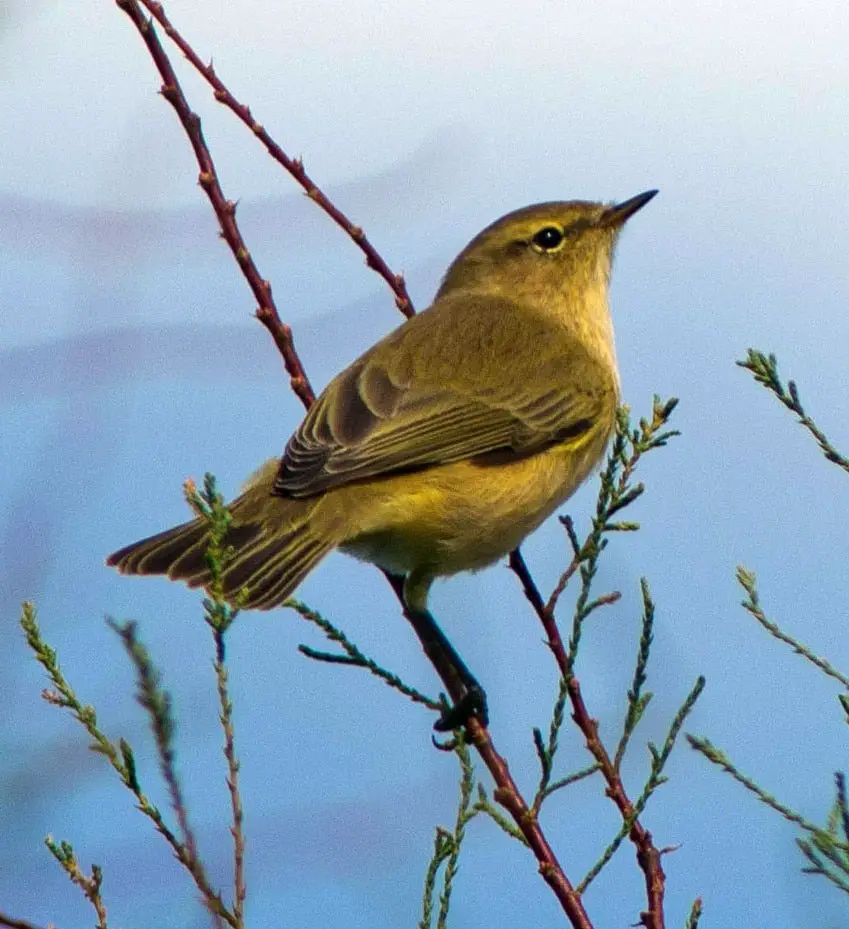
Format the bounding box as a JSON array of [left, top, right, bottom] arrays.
[[546, 559, 582, 618], [115, 0, 315, 410], [509, 549, 666, 929], [568, 677, 666, 928], [382, 576, 592, 927], [468, 720, 593, 928], [137, 0, 415, 320], [509, 549, 570, 670]]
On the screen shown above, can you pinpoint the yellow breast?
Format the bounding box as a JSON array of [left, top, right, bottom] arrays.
[[336, 415, 614, 579]]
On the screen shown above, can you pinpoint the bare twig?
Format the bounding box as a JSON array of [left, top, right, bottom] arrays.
[[136, 0, 415, 320], [114, 0, 315, 409], [468, 721, 593, 928], [510, 548, 570, 669], [569, 673, 667, 929], [579, 677, 703, 894]]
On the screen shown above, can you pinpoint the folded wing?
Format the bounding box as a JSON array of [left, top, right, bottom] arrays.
[[274, 294, 613, 498]]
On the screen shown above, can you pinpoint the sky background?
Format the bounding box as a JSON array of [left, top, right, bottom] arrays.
[[2, 1, 849, 927]]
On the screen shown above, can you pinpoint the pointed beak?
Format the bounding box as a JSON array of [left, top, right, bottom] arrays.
[[601, 189, 658, 227]]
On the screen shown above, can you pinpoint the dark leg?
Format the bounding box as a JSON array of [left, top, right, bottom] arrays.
[[385, 571, 488, 731], [404, 605, 488, 731]]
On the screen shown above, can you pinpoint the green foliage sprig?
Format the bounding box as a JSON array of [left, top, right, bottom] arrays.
[[419, 739, 478, 929], [690, 350, 849, 899], [738, 349, 849, 474], [511, 398, 704, 929], [292, 397, 697, 929], [17, 475, 248, 929]]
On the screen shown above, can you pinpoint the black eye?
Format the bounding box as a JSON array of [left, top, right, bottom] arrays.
[[532, 226, 564, 251]]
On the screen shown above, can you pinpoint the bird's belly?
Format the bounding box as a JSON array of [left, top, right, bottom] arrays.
[[338, 433, 608, 578]]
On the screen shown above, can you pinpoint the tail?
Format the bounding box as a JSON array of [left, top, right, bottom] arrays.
[[107, 477, 333, 611]]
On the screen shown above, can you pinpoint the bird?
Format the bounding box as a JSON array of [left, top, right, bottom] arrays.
[[108, 191, 656, 727]]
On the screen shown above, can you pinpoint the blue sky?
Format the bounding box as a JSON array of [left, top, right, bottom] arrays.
[[2, 2, 849, 928]]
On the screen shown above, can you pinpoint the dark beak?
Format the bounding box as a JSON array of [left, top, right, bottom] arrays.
[[601, 189, 658, 227]]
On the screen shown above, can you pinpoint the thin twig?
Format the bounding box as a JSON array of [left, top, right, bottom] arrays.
[[539, 764, 601, 803], [737, 567, 849, 689], [798, 838, 849, 894], [531, 672, 571, 816], [185, 476, 249, 926], [509, 557, 667, 912], [685, 898, 703, 929], [510, 549, 569, 669], [473, 784, 529, 845], [738, 349, 849, 475], [509, 400, 681, 929], [136, 0, 415, 320], [579, 677, 704, 894], [687, 735, 849, 849], [288, 598, 440, 711], [615, 579, 656, 770], [568, 673, 667, 928], [436, 740, 476, 928], [108, 620, 201, 865], [836, 773, 849, 846], [380, 573, 593, 925], [44, 839, 109, 929], [214, 631, 246, 927], [546, 557, 582, 617], [21, 604, 237, 926], [114, 0, 315, 408], [469, 721, 593, 928]]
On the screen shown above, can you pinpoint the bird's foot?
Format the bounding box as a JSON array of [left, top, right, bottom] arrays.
[[433, 685, 488, 732]]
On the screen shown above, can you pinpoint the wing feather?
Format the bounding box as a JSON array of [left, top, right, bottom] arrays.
[[274, 294, 614, 497]]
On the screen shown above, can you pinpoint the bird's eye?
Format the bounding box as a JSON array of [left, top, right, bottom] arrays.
[[531, 226, 565, 252]]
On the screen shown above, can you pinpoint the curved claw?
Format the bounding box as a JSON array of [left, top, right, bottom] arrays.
[[432, 733, 459, 752], [433, 686, 488, 733]]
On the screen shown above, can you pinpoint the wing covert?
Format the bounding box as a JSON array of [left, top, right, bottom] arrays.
[[274, 294, 613, 497]]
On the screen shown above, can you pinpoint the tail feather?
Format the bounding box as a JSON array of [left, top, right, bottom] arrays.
[[107, 496, 333, 609], [107, 518, 209, 576], [222, 534, 330, 609], [167, 522, 260, 584]]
